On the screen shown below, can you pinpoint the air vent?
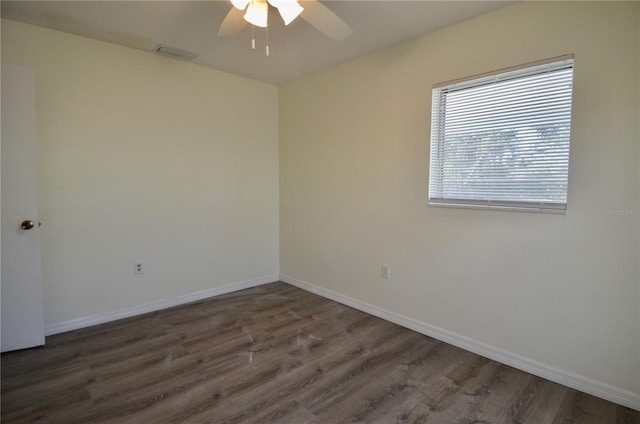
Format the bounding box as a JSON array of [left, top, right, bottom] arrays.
[[153, 44, 198, 61]]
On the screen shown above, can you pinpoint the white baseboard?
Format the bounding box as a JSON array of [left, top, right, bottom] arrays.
[[280, 273, 640, 411], [44, 274, 278, 336]]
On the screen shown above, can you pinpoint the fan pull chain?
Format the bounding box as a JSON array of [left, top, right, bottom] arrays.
[[249, 24, 269, 57], [266, 26, 270, 57], [251, 25, 256, 50]]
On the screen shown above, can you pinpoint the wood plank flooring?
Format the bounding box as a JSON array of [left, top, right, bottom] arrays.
[[2, 282, 638, 423]]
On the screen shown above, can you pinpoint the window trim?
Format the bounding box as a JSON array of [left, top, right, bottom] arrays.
[[428, 54, 574, 214]]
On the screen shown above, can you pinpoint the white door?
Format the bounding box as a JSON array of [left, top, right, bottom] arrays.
[[1, 64, 45, 352]]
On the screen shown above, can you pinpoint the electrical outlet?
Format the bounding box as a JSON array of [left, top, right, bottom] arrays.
[[382, 264, 390, 279], [134, 262, 144, 275]]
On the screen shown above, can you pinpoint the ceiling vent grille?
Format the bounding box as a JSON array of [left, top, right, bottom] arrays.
[[153, 44, 198, 61]]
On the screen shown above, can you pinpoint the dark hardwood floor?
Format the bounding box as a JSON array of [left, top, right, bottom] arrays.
[[2, 282, 638, 423]]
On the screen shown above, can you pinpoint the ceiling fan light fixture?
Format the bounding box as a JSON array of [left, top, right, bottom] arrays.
[[275, 1, 304, 25], [230, 0, 250, 10], [244, 0, 268, 27]]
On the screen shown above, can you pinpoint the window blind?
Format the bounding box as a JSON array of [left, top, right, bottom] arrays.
[[429, 55, 574, 213]]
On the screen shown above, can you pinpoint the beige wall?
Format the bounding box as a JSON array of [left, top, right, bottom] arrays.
[[280, 1, 640, 396], [1, 20, 279, 325]]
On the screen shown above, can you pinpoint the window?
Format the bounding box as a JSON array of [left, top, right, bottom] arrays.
[[428, 55, 574, 213]]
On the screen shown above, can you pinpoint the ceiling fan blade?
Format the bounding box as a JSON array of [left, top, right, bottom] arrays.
[[299, 0, 353, 41], [217, 7, 248, 37]]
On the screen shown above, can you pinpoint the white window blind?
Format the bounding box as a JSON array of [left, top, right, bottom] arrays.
[[429, 55, 574, 213]]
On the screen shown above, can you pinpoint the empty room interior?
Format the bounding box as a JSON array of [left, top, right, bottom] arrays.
[[1, 0, 639, 422]]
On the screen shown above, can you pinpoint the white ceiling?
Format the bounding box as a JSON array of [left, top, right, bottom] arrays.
[[1, 1, 514, 84]]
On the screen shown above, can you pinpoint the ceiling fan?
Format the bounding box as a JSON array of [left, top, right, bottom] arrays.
[[217, 0, 353, 45]]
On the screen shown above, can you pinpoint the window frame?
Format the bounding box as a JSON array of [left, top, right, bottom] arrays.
[[428, 54, 575, 214]]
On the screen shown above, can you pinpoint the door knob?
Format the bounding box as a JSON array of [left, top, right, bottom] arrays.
[[21, 220, 34, 230]]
